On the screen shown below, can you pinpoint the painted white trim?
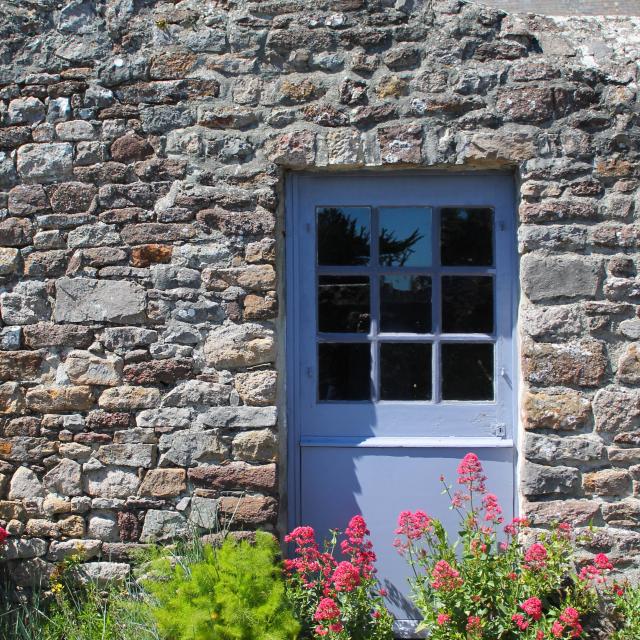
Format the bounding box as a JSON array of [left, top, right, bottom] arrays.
[[300, 436, 515, 448]]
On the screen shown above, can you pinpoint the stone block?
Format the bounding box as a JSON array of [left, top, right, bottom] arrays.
[[525, 499, 601, 527], [26, 386, 94, 413], [65, 351, 123, 386], [98, 386, 160, 411], [584, 469, 631, 497], [0, 351, 43, 381], [232, 429, 277, 463], [16, 143, 73, 183], [78, 562, 130, 585], [521, 462, 580, 497], [96, 444, 156, 468], [234, 371, 277, 407], [83, 466, 141, 499], [43, 459, 82, 496], [618, 343, 640, 384], [140, 510, 187, 543], [162, 381, 230, 407], [521, 254, 602, 302], [200, 406, 277, 429], [48, 539, 102, 562], [55, 278, 146, 323], [593, 387, 640, 434], [101, 327, 158, 352], [2, 538, 48, 560], [378, 124, 422, 164], [159, 429, 228, 467], [87, 512, 119, 542], [523, 390, 591, 431], [9, 467, 44, 500], [0, 248, 21, 275], [0, 382, 25, 414], [602, 499, 640, 527], [122, 359, 192, 385], [525, 433, 604, 464], [188, 496, 219, 529], [139, 469, 186, 498], [204, 323, 275, 369], [218, 495, 277, 525], [23, 323, 94, 349], [1, 281, 50, 325], [188, 462, 276, 493]]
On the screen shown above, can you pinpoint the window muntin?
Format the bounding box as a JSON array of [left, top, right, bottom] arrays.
[[316, 206, 495, 403]]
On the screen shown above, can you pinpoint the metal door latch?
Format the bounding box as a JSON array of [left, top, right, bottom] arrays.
[[492, 423, 506, 438]]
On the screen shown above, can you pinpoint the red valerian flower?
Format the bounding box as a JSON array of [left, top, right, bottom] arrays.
[[0, 526, 8, 546], [466, 615, 483, 636], [457, 453, 487, 493], [552, 620, 565, 638], [345, 515, 368, 543], [436, 613, 450, 626], [431, 560, 463, 591], [524, 543, 548, 569], [512, 614, 529, 631], [481, 493, 503, 524], [520, 597, 543, 621], [536, 632, 544, 640], [593, 553, 613, 571], [314, 597, 341, 622], [504, 517, 529, 536], [332, 561, 360, 592]]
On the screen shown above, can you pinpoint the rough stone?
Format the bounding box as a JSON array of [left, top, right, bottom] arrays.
[[162, 381, 230, 407], [521, 254, 602, 302], [65, 351, 123, 386], [584, 469, 631, 497], [618, 343, 640, 384], [79, 562, 130, 585], [232, 429, 277, 463], [188, 462, 276, 493], [204, 323, 275, 368], [43, 459, 82, 496], [525, 433, 604, 464], [96, 444, 156, 469], [234, 371, 277, 406], [523, 390, 591, 431], [522, 339, 607, 387], [188, 496, 219, 529], [84, 466, 141, 499], [526, 499, 601, 527], [55, 278, 146, 323], [159, 429, 228, 467], [26, 386, 94, 413], [218, 495, 277, 525], [17, 143, 73, 183], [9, 467, 44, 500], [140, 509, 187, 543], [87, 512, 119, 542], [98, 386, 160, 411], [139, 468, 186, 498], [521, 463, 581, 497]]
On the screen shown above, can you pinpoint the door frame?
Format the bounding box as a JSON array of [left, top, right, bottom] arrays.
[[284, 169, 521, 540]]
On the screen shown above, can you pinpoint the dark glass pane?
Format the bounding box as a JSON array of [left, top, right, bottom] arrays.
[[319, 343, 371, 401], [318, 276, 370, 333], [379, 207, 432, 267], [317, 207, 370, 265], [440, 208, 493, 266], [442, 276, 493, 334], [441, 343, 494, 401], [380, 275, 431, 333], [380, 343, 432, 400]]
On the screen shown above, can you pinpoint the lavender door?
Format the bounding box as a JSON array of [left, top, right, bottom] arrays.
[[286, 173, 517, 636]]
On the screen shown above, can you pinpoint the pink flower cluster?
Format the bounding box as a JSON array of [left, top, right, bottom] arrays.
[[578, 552, 614, 584], [0, 526, 8, 546], [285, 515, 385, 637], [393, 510, 432, 554], [431, 560, 463, 591], [551, 607, 583, 638], [512, 597, 543, 631], [524, 543, 548, 571]]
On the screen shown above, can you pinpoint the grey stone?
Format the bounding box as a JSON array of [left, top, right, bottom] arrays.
[[96, 444, 156, 468], [619, 318, 640, 339], [0, 281, 51, 325], [199, 406, 277, 429], [43, 459, 83, 496], [524, 433, 604, 464], [79, 562, 130, 585], [151, 265, 201, 290], [189, 496, 219, 529], [159, 429, 228, 467], [48, 539, 102, 561], [65, 351, 123, 386], [8, 98, 45, 125], [235, 371, 277, 406], [162, 381, 230, 407], [204, 323, 275, 368], [9, 467, 44, 500], [593, 387, 640, 433], [83, 466, 141, 499], [67, 223, 121, 248], [87, 512, 119, 542], [232, 429, 277, 463], [0, 326, 22, 351], [2, 538, 48, 560], [55, 278, 146, 323], [98, 386, 160, 411], [140, 509, 188, 543], [521, 462, 581, 497], [16, 143, 74, 183], [136, 407, 194, 429], [521, 254, 602, 301], [101, 327, 158, 352], [47, 97, 71, 123], [55, 120, 95, 141]]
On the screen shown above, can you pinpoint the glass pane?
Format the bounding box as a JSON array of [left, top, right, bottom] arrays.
[[440, 208, 493, 266], [317, 207, 370, 265], [380, 343, 432, 400], [380, 275, 431, 333], [441, 343, 494, 401], [442, 276, 493, 334], [318, 276, 370, 333], [379, 207, 432, 267], [319, 343, 371, 401]]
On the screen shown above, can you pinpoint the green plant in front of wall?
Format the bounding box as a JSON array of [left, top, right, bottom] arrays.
[[143, 530, 300, 640], [610, 580, 640, 640]]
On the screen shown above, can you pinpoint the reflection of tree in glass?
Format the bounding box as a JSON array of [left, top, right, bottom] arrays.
[[317, 208, 370, 265], [379, 227, 423, 267]]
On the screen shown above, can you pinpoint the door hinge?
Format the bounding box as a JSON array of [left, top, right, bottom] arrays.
[[492, 423, 506, 438]]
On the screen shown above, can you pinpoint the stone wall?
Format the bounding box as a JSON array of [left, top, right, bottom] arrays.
[[0, 0, 639, 585]]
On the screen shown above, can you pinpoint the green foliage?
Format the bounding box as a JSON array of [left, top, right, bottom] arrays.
[[612, 582, 640, 640], [144, 531, 300, 640]]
